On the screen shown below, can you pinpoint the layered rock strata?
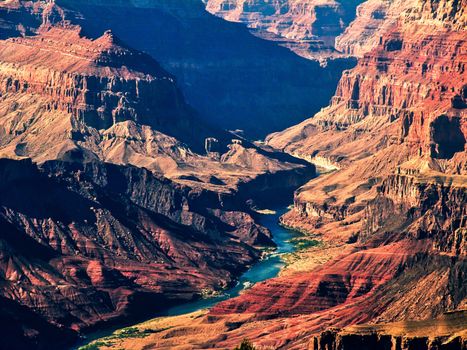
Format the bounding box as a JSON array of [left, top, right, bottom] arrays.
[[204, 0, 363, 60], [52, 0, 355, 138], [334, 0, 412, 57], [0, 158, 261, 334], [247, 0, 467, 345], [268, 0, 467, 243], [310, 310, 467, 350]]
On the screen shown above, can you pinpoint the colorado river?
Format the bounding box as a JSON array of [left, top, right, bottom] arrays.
[[165, 207, 302, 316]]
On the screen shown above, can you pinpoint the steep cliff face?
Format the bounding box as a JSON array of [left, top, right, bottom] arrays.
[[0, 24, 216, 153], [256, 0, 466, 343], [310, 311, 467, 350], [0, 22, 312, 191], [363, 171, 466, 256], [334, 0, 410, 57], [204, 0, 363, 60], [130, 1, 465, 348], [0, 0, 53, 39], [267, 0, 466, 243], [49, 1, 466, 350]]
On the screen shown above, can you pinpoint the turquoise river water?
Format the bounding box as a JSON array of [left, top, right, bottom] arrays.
[[165, 207, 301, 316]]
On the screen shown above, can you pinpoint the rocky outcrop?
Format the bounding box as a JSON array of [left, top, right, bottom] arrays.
[[210, 240, 418, 318], [311, 330, 464, 350], [0, 156, 271, 348], [0, 0, 55, 39], [336, 0, 466, 57], [159, 0, 466, 348], [204, 0, 363, 60], [0, 22, 312, 190], [310, 310, 467, 350], [363, 172, 467, 255], [0, 25, 220, 153], [335, 0, 411, 57]]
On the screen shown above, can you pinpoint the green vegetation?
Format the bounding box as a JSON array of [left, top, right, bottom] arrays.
[[114, 327, 149, 339], [234, 339, 256, 350], [78, 327, 155, 350], [290, 237, 320, 251]]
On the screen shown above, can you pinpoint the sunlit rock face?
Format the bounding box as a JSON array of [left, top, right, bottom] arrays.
[[90, 0, 466, 343], [0, 1, 465, 349], [204, 0, 364, 60], [267, 0, 467, 241], [309, 310, 467, 350], [186, 0, 466, 347]]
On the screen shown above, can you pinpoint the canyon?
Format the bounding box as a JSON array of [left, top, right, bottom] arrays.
[[204, 0, 363, 61], [0, 1, 317, 348], [203, 0, 415, 62], [81, 0, 466, 349], [54, 0, 355, 139], [0, 0, 465, 349]]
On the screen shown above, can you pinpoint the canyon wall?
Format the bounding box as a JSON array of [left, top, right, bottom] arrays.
[[268, 0, 466, 243], [0, 158, 261, 338], [204, 0, 363, 60], [261, 0, 466, 344], [334, 0, 411, 57], [0, 0, 465, 349], [310, 310, 467, 350]]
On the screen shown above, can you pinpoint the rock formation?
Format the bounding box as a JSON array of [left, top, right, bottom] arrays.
[[310, 310, 467, 350], [204, 0, 363, 60], [334, 0, 412, 57], [0, 158, 262, 345], [267, 0, 466, 243], [1, 0, 466, 349], [252, 0, 466, 345]]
